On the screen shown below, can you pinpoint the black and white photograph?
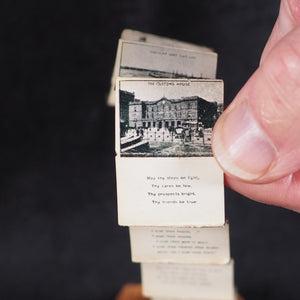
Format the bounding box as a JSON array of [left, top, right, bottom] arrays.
[[117, 79, 223, 157], [118, 40, 217, 79], [107, 33, 216, 106]]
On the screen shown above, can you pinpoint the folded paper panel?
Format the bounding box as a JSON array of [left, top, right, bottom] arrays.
[[116, 157, 224, 226], [130, 224, 230, 264], [141, 261, 235, 300]]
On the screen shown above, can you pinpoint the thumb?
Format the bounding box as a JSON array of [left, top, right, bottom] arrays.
[[212, 25, 300, 183], [261, 0, 300, 62]]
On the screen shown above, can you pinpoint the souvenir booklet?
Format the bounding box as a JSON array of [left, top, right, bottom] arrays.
[[112, 29, 237, 300], [115, 78, 224, 227]]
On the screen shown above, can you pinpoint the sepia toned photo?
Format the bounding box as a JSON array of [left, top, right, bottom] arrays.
[[117, 79, 223, 157]]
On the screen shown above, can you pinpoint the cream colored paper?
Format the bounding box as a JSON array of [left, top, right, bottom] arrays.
[[107, 40, 217, 106], [115, 79, 224, 226], [152, 293, 238, 300], [117, 40, 217, 79], [108, 28, 214, 106], [116, 157, 224, 226], [129, 224, 230, 264], [121, 29, 214, 53], [151, 291, 238, 300], [141, 261, 235, 300]]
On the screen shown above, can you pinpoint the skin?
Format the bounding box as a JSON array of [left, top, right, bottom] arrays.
[[116, 4, 299, 299], [212, 0, 300, 212]]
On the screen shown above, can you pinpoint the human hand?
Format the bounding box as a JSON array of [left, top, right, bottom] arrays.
[[212, 0, 300, 211]]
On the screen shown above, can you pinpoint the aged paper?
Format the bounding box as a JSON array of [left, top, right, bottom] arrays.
[[152, 294, 238, 300], [116, 157, 224, 226], [141, 261, 235, 299], [115, 79, 224, 226], [119, 40, 216, 78], [121, 29, 214, 53], [151, 292, 238, 300], [107, 41, 217, 106], [108, 29, 214, 106], [112, 32, 236, 299], [129, 224, 230, 264]]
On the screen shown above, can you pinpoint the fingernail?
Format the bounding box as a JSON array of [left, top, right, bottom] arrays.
[[213, 102, 277, 180]]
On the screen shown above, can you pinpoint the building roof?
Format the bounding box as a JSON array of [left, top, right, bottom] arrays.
[[141, 96, 210, 105]]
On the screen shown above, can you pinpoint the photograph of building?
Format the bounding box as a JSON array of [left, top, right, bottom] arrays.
[[119, 89, 222, 157]]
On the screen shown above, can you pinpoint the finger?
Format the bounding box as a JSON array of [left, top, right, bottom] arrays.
[[261, 0, 300, 63], [212, 26, 300, 183], [225, 169, 300, 212]]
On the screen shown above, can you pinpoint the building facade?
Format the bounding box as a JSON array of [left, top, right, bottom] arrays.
[[120, 90, 221, 130]]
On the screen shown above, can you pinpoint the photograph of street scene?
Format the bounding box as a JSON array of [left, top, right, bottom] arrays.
[[119, 81, 223, 157]]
